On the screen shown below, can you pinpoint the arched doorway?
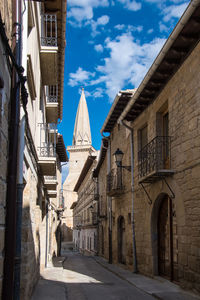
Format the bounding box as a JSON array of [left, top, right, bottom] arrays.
[[156, 194, 178, 281], [118, 216, 126, 264]]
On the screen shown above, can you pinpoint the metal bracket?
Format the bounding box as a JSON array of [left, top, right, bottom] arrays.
[[140, 177, 175, 206], [161, 177, 175, 199], [140, 183, 152, 205]]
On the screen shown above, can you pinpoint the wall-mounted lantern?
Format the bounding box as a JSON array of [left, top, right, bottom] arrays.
[[113, 148, 131, 172]]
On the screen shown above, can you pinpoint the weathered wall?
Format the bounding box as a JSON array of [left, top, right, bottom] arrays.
[[73, 157, 98, 255], [0, 21, 11, 296], [130, 40, 200, 291], [98, 39, 200, 293], [20, 167, 47, 299]]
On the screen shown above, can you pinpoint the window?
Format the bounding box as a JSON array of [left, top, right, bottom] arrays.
[[138, 124, 148, 151]]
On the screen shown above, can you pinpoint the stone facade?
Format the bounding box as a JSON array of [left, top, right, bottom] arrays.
[[0, 0, 67, 298], [0, 0, 12, 295], [73, 155, 98, 256], [96, 9, 200, 295]]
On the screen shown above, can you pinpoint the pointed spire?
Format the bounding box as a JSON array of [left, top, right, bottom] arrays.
[[72, 88, 92, 146]]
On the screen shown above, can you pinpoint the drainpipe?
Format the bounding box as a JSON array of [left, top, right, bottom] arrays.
[[14, 0, 28, 297], [120, 120, 137, 273], [14, 110, 25, 300], [45, 200, 49, 268], [102, 134, 112, 264], [2, 0, 22, 298]]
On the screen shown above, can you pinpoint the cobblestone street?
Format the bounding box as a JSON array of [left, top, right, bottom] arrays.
[[31, 252, 200, 300]]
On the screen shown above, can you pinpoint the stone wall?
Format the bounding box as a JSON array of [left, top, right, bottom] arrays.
[[98, 39, 200, 293], [129, 40, 200, 292], [0, 0, 12, 42], [0, 28, 11, 295], [20, 167, 46, 299]]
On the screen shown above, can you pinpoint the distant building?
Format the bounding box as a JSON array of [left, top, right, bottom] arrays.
[[62, 89, 95, 252], [72, 155, 99, 255]]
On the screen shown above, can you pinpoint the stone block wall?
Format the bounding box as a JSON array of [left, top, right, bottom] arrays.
[[0, 33, 11, 295], [0, 0, 12, 42], [130, 41, 200, 291]]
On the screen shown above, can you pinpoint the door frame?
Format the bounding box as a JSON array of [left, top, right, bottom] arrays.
[[151, 193, 175, 281]]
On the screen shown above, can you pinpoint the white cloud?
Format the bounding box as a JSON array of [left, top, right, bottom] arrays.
[[163, 3, 188, 22], [91, 33, 166, 101], [159, 22, 169, 33], [68, 67, 95, 87], [115, 24, 125, 30], [88, 15, 110, 36], [94, 44, 104, 52], [117, 0, 142, 11], [68, 0, 109, 26], [93, 87, 104, 98], [115, 24, 143, 33], [147, 28, 154, 34]]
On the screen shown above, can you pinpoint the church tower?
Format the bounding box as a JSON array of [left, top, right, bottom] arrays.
[[62, 89, 95, 246]]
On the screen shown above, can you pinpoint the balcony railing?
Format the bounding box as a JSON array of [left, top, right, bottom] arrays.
[[107, 168, 124, 196], [138, 136, 174, 183], [46, 85, 58, 103], [41, 14, 57, 47], [44, 176, 57, 181], [38, 144, 56, 157]]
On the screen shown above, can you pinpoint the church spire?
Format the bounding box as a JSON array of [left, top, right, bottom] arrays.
[[72, 88, 92, 146]]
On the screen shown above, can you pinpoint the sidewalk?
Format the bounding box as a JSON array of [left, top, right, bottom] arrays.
[[93, 256, 200, 300]]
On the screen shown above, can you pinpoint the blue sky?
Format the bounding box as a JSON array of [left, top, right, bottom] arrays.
[[59, 0, 190, 180]]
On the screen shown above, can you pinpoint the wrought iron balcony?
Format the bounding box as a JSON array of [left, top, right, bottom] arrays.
[[45, 86, 58, 122], [138, 136, 174, 183], [107, 168, 125, 197], [40, 14, 58, 85], [41, 14, 57, 47], [46, 85, 58, 103], [38, 144, 56, 157]]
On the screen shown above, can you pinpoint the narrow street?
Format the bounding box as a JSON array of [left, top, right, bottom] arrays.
[[32, 252, 155, 300], [31, 252, 200, 300]]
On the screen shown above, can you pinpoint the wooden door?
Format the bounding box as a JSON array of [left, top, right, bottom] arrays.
[[158, 196, 170, 277], [118, 216, 126, 264], [158, 195, 178, 281]]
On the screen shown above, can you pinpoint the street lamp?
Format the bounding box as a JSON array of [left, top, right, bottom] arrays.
[[113, 148, 131, 172]]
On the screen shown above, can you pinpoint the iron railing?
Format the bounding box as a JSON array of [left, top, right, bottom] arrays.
[[38, 123, 57, 158], [44, 176, 57, 181], [41, 14, 57, 46], [38, 123, 57, 131], [38, 144, 56, 157], [138, 136, 172, 179], [46, 85, 58, 103], [107, 168, 124, 194]]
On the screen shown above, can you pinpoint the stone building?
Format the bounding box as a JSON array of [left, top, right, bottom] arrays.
[[0, 0, 13, 296], [72, 155, 99, 255], [95, 1, 200, 293], [0, 0, 67, 299], [62, 89, 95, 252]]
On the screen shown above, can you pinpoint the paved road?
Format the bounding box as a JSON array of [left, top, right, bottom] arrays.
[[32, 252, 156, 300], [32, 252, 200, 300]]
